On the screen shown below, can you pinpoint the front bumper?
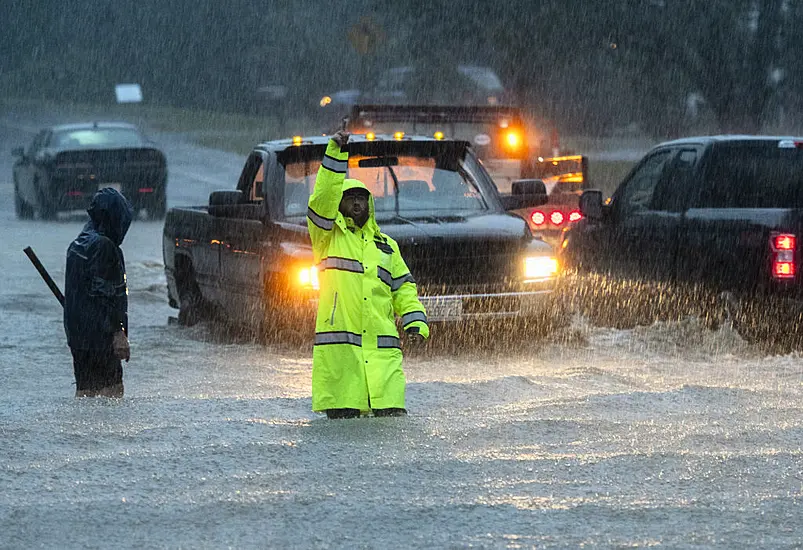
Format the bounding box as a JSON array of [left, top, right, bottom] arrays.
[[281, 283, 554, 324], [420, 283, 554, 322], [51, 179, 165, 211]]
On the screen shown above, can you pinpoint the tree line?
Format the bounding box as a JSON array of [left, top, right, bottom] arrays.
[[2, 0, 801, 138]]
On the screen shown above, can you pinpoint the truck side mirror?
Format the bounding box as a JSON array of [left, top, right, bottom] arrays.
[[209, 190, 244, 207], [500, 178, 549, 210], [11, 147, 24, 158], [511, 179, 547, 196], [579, 189, 604, 220]]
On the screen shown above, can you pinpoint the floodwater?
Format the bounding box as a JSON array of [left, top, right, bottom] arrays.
[[1, 115, 801, 549]]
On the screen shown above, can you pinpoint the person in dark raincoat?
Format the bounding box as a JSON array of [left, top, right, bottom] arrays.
[[307, 130, 430, 419], [64, 187, 133, 397]]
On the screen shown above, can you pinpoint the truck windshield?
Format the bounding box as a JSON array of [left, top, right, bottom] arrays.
[[282, 153, 488, 218], [700, 143, 803, 208]]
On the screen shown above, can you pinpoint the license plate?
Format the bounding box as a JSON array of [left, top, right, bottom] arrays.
[[422, 296, 463, 321], [99, 183, 122, 192]]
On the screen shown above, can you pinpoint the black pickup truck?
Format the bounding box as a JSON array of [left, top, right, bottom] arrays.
[[562, 136, 803, 335], [162, 134, 560, 337]]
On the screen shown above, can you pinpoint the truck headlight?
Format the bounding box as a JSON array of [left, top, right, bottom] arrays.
[[298, 266, 319, 290], [523, 256, 558, 280]]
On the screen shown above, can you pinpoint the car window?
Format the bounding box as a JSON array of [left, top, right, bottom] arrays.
[[650, 148, 699, 212], [50, 128, 144, 148], [251, 162, 264, 201], [615, 150, 673, 216], [697, 142, 803, 208], [282, 154, 487, 217], [237, 153, 265, 202]]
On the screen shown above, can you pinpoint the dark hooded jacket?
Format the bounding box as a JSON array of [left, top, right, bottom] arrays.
[[64, 188, 133, 349]]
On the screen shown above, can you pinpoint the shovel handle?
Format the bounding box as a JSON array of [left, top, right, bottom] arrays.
[[23, 246, 65, 308]]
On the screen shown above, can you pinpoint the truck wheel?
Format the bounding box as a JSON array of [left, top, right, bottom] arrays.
[[37, 186, 57, 221], [176, 264, 210, 327], [14, 182, 34, 220], [179, 294, 203, 326]]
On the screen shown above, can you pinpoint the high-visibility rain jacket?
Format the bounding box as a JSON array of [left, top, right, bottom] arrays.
[[307, 139, 429, 412]]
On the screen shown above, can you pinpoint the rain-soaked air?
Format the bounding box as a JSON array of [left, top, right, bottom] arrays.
[[2, 1, 802, 548]]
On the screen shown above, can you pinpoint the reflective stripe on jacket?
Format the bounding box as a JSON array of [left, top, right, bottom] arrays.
[[307, 139, 429, 412]]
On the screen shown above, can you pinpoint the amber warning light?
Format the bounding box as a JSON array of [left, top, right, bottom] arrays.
[[504, 130, 522, 150]]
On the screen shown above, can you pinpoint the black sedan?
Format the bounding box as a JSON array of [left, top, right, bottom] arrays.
[[12, 122, 167, 220]]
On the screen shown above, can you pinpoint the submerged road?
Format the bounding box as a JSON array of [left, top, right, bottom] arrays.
[[0, 110, 801, 549]]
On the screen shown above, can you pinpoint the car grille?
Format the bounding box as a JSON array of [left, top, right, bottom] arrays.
[[398, 238, 523, 292]]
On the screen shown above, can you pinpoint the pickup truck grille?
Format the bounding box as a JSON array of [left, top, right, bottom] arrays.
[[398, 239, 522, 292]]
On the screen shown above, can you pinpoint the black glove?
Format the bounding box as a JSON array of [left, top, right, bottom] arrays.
[[331, 130, 350, 148], [405, 327, 425, 346]]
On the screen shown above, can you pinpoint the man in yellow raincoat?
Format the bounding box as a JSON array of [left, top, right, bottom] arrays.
[[307, 129, 429, 419]]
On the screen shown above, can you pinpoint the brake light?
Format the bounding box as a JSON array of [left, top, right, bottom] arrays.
[[530, 211, 545, 226], [775, 234, 796, 250], [770, 232, 796, 280], [138, 187, 154, 193], [568, 210, 582, 222], [550, 211, 564, 225]]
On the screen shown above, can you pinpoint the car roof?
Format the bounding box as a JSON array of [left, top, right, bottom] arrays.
[[657, 135, 803, 148], [49, 121, 140, 132], [254, 133, 468, 153]]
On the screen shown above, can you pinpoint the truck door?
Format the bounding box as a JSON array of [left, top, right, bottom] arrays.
[[602, 148, 676, 279], [218, 152, 271, 318], [631, 146, 701, 279]]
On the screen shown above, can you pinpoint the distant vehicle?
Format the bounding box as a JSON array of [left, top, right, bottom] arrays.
[[563, 135, 803, 301], [526, 154, 590, 247], [317, 65, 513, 129], [343, 104, 588, 246], [12, 122, 167, 220], [369, 65, 512, 106], [162, 133, 560, 336]]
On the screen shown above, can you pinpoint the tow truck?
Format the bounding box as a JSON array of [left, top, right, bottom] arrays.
[[344, 104, 589, 246]]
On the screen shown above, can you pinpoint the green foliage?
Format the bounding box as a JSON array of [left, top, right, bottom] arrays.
[[2, 0, 801, 137]]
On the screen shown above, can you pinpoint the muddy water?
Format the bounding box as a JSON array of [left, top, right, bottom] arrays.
[[1, 121, 800, 549]]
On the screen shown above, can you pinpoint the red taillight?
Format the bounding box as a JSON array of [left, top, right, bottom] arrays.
[[774, 234, 796, 250], [568, 210, 582, 222], [66, 190, 83, 197], [550, 211, 564, 225], [531, 211, 545, 226], [775, 261, 795, 277], [770, 232, 797, 280], [138, 187, 154, 193]]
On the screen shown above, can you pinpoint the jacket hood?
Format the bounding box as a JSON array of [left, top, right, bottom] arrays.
[[341, 178, 380, 233], [87, 187, 134, 245]]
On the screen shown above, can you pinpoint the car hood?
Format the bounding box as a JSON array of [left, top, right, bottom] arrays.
[[376, 212, 552, 290], [377, 211, 535, 244]]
